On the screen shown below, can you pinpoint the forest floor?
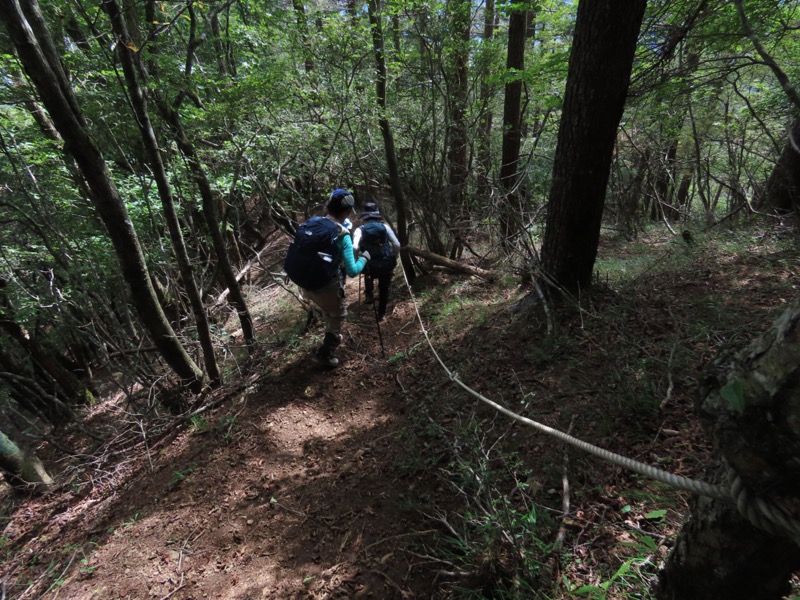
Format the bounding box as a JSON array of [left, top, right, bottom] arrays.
[[1, 218, 799, 600]]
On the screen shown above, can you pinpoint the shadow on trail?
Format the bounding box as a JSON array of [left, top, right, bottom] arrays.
[[4, 248, 794, 599]]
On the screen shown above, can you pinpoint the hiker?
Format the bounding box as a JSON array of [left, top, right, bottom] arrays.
[[353, 201, 400, 322], [284, 189, 370, 367]]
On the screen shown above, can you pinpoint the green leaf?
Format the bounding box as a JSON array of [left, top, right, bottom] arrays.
[[573, 584, 602, 596], [637, 534, 658, 552], [721, 380, 745, 414], [644, 509, 667, 520], [610, 557, 636, 582]]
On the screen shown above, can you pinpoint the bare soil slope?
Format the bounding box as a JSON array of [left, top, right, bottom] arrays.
[[1, 225, 798, 599]]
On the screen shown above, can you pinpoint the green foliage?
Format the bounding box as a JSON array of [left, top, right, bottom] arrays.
[[406, 408, 554, 598], [721, 379, 745, 414], [388, 349, 410, 364], [563, 527, 659, 600], [170, 466, 195, 486], [0, 534, 10, 560], [189, 416, 210, 433], [119, 512, 142, 529], [216, 415, 238, 443]]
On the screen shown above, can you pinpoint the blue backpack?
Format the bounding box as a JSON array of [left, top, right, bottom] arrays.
[[359, 221, 396, 270], [284, 216, 340, 290]]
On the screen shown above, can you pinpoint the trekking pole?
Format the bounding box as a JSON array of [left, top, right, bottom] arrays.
[[358, 273, 362, 304], [373, 298, 386, 358]]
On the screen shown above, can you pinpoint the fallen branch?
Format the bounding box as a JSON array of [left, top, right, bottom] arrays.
[[404, 246, 494, 281], [214, 244, 272, 306]]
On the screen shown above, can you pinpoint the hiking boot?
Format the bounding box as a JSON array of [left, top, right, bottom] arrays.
[[315, 347, 339, 367], [315, 332, 341, 367]]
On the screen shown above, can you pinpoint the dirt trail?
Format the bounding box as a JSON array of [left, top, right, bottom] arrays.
[[6, 234, 795, 599], [2, 282, 443, 600]]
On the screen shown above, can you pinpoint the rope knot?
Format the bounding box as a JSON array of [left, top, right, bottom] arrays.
[[727, 467, 800, 543]]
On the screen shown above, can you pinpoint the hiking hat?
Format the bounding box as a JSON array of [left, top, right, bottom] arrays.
[[361, 201, 382, 220], [327, 189, 356, 216]]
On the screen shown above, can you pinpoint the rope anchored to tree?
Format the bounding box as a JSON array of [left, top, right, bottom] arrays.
[[399, 265, 800, 544]]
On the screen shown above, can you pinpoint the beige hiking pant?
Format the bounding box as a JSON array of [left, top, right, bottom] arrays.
[[302, 279, 346, 337]]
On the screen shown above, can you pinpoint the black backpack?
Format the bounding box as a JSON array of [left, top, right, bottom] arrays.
[[284, 216, 341, 290], [359, 221, 396, 270]]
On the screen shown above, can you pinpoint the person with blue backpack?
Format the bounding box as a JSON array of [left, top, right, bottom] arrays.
[[284, 189, 370, 367], [352, 201, 400, 322]]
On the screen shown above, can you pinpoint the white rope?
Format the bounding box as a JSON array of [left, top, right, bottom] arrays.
[[399, 263, 800, 542]]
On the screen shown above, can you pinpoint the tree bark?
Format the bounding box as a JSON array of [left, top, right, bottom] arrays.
[[445, 0, 471, 260], [142, 0, 255, 351], [157, 106, 256, 351], [498, 7, 526, 250], [476, 0, 495, 199], [367, 0, 414, 282], [658, 294, 800, 599], [0, 0, 206, 392], [105, 0, 221, 386], [761, 117, 800, 213], [540, 0, 647, 295], [0, 428, 52, 492], [405, 246, 494, 281]]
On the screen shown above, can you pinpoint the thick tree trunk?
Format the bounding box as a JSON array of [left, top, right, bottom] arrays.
[[0, 429, 52, 492], [658, 295, 800, 599], [0, 0, 205, 393], [367, 0, 414, 282], [733, 0, 800, 214], [761, 118, 800, 213], [540, 0, 647, 295]]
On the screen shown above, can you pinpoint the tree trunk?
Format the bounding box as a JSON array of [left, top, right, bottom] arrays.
[[498, 7, 526, 250], [0, 348, 74, 423], [445, 0, 471, 260], [141, 1, 255, 351], [292, 0, 314, 72], [0, 0, 206, 393], [405, 246, 494, 281], [540, 0, 647, 295], [658, 294, 800, 599], [367, 0, 414, 282], [761, 117, 800, 213], [0, 429, 52, 492], [733, 0, 800, 214], [476, 0, 495, 199], [157, 106, 256, 351], [0, 316, 88, 403], [105, 0, 221, 386], [654, 138, 681, 221]]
